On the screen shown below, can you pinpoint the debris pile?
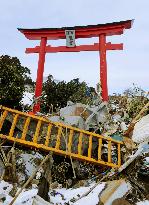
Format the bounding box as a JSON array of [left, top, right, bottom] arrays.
[[0, 93, 149, 205]]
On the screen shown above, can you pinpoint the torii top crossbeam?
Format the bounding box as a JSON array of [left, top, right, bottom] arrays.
[[18, 19, 133, 113], [18, 20, 132, 39]]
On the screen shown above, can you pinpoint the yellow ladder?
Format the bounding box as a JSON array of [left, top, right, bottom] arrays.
[[0, 106, 123, 168]]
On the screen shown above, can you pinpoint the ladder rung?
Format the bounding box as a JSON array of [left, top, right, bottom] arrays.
[[55, 126, 62, 149], [45, 124, 52, 146], [108, 141, 112, 163], [33, 120, 42, 143], [98, 138, 102, 161], [78, 132, 83, 155], [21, 117, 31, 140], [0, 110, 8, 131], [117, 143, 121, 167], [9, 114, 19, 138], [67, 130, 73, 152], [88, 135, 92, 158]]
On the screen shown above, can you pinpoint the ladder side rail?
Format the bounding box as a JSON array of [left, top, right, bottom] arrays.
[[0, 110, 8, 131]]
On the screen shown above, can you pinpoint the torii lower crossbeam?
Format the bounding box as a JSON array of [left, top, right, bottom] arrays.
[[26, 42, 123, 53]]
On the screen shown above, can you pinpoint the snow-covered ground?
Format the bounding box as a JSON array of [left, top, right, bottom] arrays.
[[0, 180, 105, 205], [0, 180, 148, 205]]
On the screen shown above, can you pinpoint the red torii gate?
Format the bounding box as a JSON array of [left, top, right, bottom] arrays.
[[18, 20, 133, 113]]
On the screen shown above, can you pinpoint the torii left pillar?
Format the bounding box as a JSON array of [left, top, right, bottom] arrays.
[[99, 34, 108, 101], [33, 37, 47, 113]]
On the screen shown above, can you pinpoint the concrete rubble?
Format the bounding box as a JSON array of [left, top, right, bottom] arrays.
[[48, 100, 108, 130]]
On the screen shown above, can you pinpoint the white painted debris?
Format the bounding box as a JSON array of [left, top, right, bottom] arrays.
[[85, 102, 108, 129], [112, 114, 122, 122], [120, 122, 128, 131], [22, 91, 34, 106], [49, 116, 85, 129], [132, 114, 149, 143], [50, 101, 108, 130], [60, 102, 86, 117]]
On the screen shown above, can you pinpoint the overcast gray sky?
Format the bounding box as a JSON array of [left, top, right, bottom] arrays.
[[0, 0, 148, 94]]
